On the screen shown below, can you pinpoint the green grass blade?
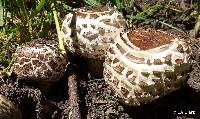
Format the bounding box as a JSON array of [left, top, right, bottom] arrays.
[[159, 21, 186, 35], [29, 0, 46, 20], [109, 0, 124, 9], [17, 0, 29, 23], [128, 3, 162, 21], [52, 3, 66, 56], [126, 15, 146, 20], [36, 0, 46, 11], [84, 0, 102, 8], [0, 0, 3, 27]]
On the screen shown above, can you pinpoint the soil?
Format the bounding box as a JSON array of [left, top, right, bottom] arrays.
[[1, 0, 200, 119]]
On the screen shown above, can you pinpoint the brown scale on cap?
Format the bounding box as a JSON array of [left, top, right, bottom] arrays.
[[112, 20, 121, 28], [126, 71, 133, 77], [82, 31, 99, 41], [82, 24, 87, 28], [152, 78, 161, 84], [76, 12, 87, 18], [176, 44, 184, 53], [116, 43, 126, 54], [175, 59, 184, 64], [98, 28, 106, 36], [111, 76, 120, 87], [139, 80, 148, 86], [141, 72, 150, 77], [163, 54, 172, 63], [113, 64, 125, 74], [102, 19, 111, 25], [108, 47, 115, 54], [113, 58, 120, 64], [126, 53, 145, 64], [154, 59, 162, 64], [105, 57, 112, 66], [120, 85, 130, 97], [89, 14, 100, 19]]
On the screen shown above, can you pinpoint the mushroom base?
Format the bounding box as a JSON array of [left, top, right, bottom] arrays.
[[104, 73, 188, 106], [87, 58, 104, 78]]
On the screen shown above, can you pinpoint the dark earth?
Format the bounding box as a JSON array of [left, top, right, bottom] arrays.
[[1, 0, 200, 119]]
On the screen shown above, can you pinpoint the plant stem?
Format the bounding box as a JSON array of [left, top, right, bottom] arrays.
[[52, 5, 67, 56]]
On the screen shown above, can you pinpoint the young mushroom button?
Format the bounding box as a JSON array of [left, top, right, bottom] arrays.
[[12, 39, 67, 82], [103, 28, 192, 106]]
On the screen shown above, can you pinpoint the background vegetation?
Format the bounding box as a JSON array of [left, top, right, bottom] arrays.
[[0, 0, 199, 70]]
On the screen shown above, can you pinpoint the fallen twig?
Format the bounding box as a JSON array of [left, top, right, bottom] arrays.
[[192, 15, 200, 38], [67, 66, 81, 119], [159, 21, 186, 35]]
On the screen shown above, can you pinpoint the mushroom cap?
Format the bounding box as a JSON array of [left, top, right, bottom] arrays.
[[12, 39, 67, 82], [0, 94, 22, 119], [61, 6, 126, 60], [103, 28, 192, 106]]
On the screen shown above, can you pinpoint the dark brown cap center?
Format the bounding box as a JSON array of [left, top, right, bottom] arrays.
[[127, 28, 176, 50]]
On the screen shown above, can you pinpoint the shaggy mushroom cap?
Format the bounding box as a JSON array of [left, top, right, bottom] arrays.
[[61, 6, 126, 60], [12, 39, 67, 82], [0, 94, 22, 119], [103, 28, 192, 106]]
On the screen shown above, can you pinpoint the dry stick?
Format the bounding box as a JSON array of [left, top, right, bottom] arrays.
[[68, 68, 81, 119], [52, 4, 80, 118], [193, 15, 200, 39], [159, 21, 186, 35]]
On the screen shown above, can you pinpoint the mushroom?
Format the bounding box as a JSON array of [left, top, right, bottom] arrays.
[[61, 6, 126, 77], [62, 6, 126, 59], [0, 94, 22, 119], [11, 39, 67, 94], [103, 28, 192, 106]]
